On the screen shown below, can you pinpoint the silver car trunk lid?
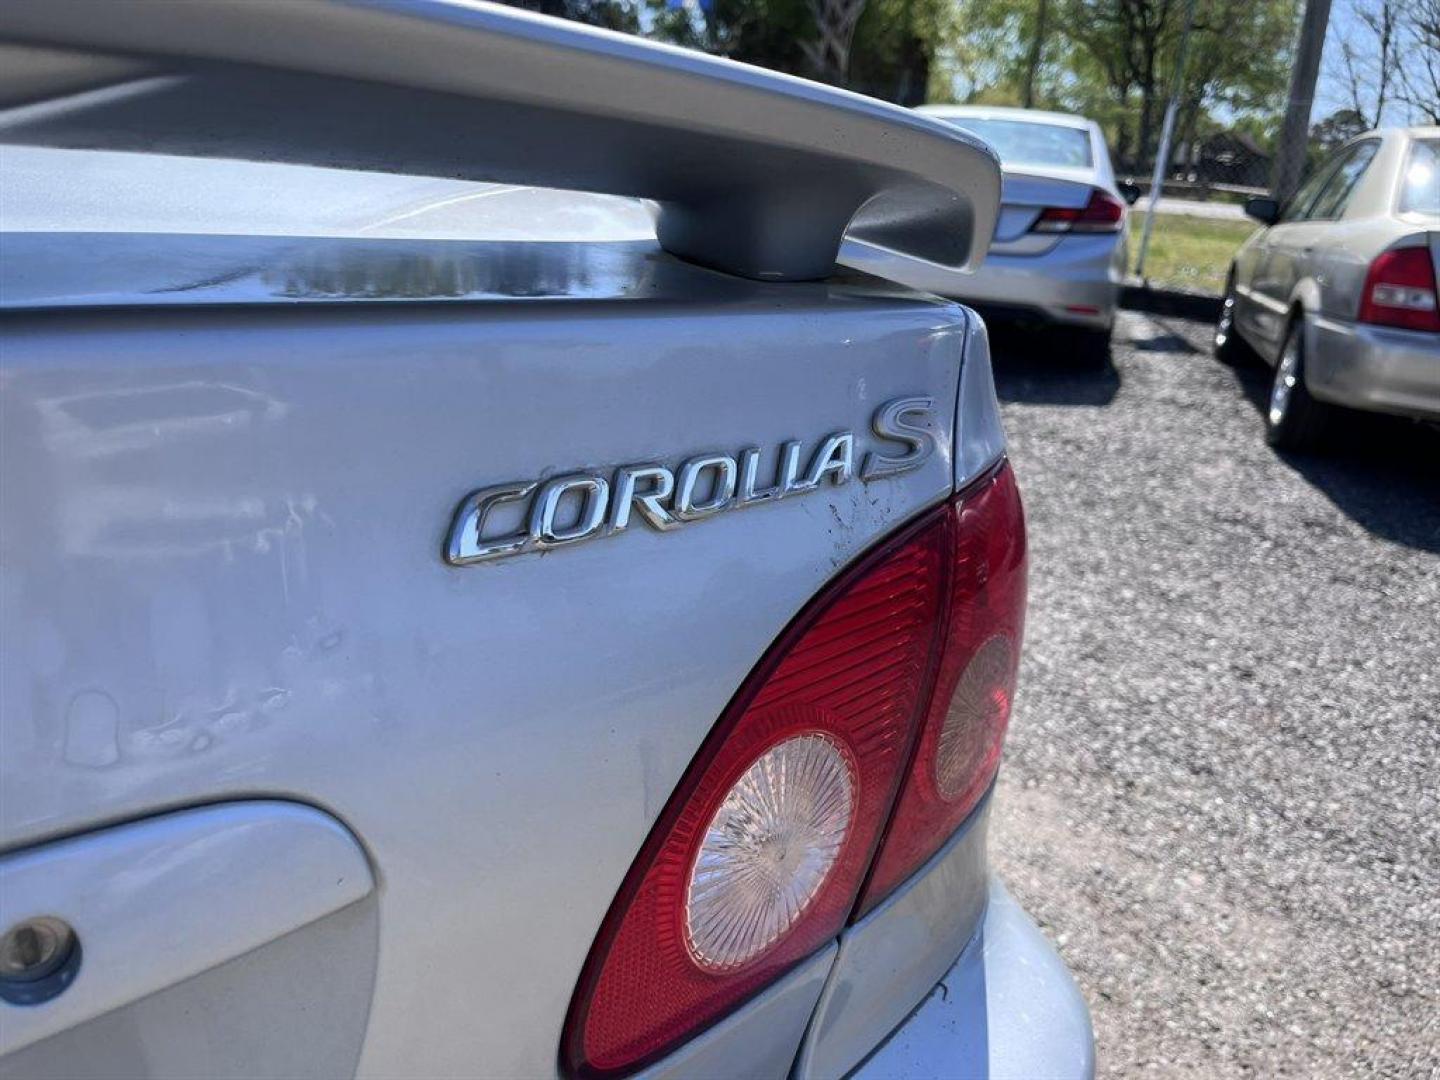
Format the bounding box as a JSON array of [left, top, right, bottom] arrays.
[[0, 4, 1008, 1072], [993, 165, 1098, 243]]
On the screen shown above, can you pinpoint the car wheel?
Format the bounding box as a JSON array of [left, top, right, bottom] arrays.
[[1214, 274, 1257, 366], [1265, 319, 1332, 451]]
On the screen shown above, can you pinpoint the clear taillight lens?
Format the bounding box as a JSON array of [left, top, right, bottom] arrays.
[[686, 733, 855, 971], [1358, 247, 1440, 332], [563, 463, 1026, 1076]]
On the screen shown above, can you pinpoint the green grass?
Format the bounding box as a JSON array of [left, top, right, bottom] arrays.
[[1134, 213, 1260, 295]]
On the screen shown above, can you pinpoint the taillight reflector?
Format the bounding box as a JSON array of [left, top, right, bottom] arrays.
[[563, 463, 1027, 1076], [1358, 247, 1440, 332], [1032, 188, 1126, 234]]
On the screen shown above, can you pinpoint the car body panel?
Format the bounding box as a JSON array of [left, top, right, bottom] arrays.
[[1238, 138, 1386, 347], [0, 284, 968, 1077], [0, 144, 658, 244], [1229, 126, 1440, 422], [0, 6, 1090, 1074], [1238, 215, 1409, 351], [0, 157, 1026, 1079], [0, 801, 374, 1060], [846, 880, 1095, 1080], [844, 231, 1126, 333], [637, 946, 837, 1080], [1, 896, 379, 1080], [1307, 315, 1440, 419], [794, 795, 991, 1078]]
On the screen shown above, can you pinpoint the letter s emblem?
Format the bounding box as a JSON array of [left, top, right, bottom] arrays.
[[862, 396, 936, 480]]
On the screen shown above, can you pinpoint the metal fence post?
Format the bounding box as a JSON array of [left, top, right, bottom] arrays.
[[1133, 0, 1199, 280]]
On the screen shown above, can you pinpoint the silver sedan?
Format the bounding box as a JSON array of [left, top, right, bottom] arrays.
[[1217, 126, 1440, 449], [910, 106, 1134, 362]]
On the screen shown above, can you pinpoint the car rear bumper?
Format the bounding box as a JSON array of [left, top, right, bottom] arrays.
[[848, 879, 1096, 1080], [790, 787, 1094, 1080], [951, 234, 1124, 330], [839, 234, 1123, 331], [1307, 315, 1440, 420], [950, 236, 1128, 334]]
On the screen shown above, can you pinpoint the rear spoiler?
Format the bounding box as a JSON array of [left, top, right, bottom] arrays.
[[0, 0, 999, 283]]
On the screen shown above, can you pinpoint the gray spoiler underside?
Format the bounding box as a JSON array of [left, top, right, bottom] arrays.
[[0, 0, 1001, 283]]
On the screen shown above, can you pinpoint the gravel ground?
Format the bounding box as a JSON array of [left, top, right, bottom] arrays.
[[987, 311, 1440, 1078]]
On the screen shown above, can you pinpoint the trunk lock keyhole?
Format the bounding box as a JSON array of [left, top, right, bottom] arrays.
[[0, 916, 81, 1005]]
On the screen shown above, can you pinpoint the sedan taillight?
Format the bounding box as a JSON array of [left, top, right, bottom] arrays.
[[858, 466, 1026, 911], [563, 464, 1026, 1077], [1031, 188, 1126, 234], [1358, 247, 1440, 332]]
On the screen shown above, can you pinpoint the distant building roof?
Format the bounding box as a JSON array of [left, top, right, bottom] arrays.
[[1200, 130, 1269, 158]]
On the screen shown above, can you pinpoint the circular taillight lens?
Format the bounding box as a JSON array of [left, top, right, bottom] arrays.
[[934, 634, 1015, 801], [685, 733, 855, 971]]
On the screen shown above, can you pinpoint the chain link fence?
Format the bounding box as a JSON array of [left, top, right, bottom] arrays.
[[1114, 128, 1274, 204]]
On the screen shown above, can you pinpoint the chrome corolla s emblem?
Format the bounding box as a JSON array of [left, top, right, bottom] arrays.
[[445, 396, 936, 565]]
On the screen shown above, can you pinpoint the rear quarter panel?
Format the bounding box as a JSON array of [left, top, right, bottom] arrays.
[[1310, 217, 1417, 321]]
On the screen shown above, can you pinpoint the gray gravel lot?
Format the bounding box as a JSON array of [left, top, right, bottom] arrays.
[[988, 311, 1440, 1078]]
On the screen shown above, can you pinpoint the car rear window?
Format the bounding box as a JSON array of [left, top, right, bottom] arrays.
[[1399, 139, 1439, 215], [939, 118, 1093, 168]]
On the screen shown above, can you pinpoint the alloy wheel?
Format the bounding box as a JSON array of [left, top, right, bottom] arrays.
[[1269, 334, 1300, 428], [1215, 288, 1237, 350]]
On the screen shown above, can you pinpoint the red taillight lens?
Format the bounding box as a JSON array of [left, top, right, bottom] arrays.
[[563, 464, 1026, 1077], [1032, 188, 1126, 234], [1358, 247, 1440, 332], [858, 466, 1027, 912], [563, 515, 949, 1077]]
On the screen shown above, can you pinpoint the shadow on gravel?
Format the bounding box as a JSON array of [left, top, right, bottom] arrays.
[[988, 326, 1121, 407], [1232, 364, 1440, 554], [1129, 328, 1201, 355]]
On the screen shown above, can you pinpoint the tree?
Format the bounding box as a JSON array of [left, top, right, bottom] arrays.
[[1059, 0, 1183, 168], [1021, 0, 1051, 107], [1309, 107, 1368, 151], [1396, 0, 1440, 123], [646, 0, 813, 76], [925, 0, 1076, 109], [1049, 0, 1294, 169], [800, 0, 870, 82], [651, 0, 954, 102], [1173, 0, 1293, 169], [496, 0, 1299, 160], [1327, 0, 1402, 128], [1321, 0, 1440, 128], [501, 0, 641, 32], [847, 0, 959, 102]]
